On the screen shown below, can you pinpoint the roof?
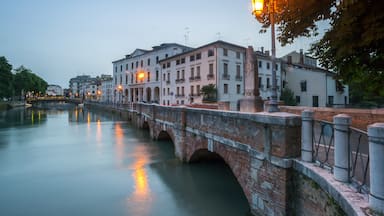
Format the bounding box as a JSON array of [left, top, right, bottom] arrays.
[[283, 61, 337, 76], [112, 43, 192, 64], [159, 40, 246, 63]]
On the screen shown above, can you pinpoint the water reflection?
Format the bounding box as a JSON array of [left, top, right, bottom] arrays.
[[129, 149, 152, 215], [68, 107, 119, 123], [0, 108, 250, 216], [0, 108, 47, 128]]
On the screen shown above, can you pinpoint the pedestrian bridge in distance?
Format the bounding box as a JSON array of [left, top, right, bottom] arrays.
[[27, 97, 82, 105], [88, 102, 377, 216]]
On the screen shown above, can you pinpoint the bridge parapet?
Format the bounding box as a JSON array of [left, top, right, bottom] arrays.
[[87, 101, 383, 215], [133, 103, 302, 215]]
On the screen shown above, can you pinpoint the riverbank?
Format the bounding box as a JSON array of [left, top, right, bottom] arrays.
[[0, 102, 10, 111]]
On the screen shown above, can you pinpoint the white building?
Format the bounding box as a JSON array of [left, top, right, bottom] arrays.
[[159, 40, 246, 110], [46, 85, 63, 96], [281, 51, 349, 107], [112, 43, 191, 104], [101, 77, 113, 103], [69, 75, 93, 98], [254, 50, 282, 101]]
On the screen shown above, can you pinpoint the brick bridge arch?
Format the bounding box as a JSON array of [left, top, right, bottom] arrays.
[[132, 103, 301, 215]]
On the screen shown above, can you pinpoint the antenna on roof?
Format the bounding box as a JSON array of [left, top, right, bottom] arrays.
[[184, 27, 190, 46], [216, 32, 222, 41]]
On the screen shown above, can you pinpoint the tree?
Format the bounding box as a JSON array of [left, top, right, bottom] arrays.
[[0, 56, 13, 99], [280, 88, 297, 106], [257, 0, 384, 103], [201, 84, 217, 102], [13, 66, 48, 97]]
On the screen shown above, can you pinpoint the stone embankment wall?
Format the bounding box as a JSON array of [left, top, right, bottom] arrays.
[[280, 106, 384, 130]]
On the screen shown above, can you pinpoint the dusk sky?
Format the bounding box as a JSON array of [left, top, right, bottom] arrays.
[[0, 0, 323, 88]]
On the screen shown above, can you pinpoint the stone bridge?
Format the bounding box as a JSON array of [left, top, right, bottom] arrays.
[[87, 102, 384, 216], [128, 103, 304, 215]]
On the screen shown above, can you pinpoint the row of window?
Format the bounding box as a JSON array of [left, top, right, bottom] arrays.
[[114, 54, 169, 73], [258, 61, 279, 70], [162, 49, 241, 69], [161, 83, 242, 97], [115, 70, 160, 85]]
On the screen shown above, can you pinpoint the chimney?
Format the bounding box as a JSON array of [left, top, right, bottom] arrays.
[[265, 50, 270, 56], [300, 49, 304, 64], [261, 47, 264, 53]]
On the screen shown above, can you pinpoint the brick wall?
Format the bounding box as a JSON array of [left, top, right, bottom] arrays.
[[280, 106, 384, 130]]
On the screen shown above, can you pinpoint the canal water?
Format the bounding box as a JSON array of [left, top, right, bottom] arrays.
[[0, 106, 250, 216]]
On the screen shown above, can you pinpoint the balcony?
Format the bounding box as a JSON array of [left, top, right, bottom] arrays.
[[207, 74, 215, 80], [190, 93, 201, 97], [189, 77, 195, 82], [235, 76, 243, 81], [175, 78, 185, 84], [194, 76, 201, 81], [222, 74, 230, 80], [175, 94, 185, 98], [166, 80, 170, 85]]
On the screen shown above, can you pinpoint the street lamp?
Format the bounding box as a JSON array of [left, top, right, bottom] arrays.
[[251, 0, 279, 112], [118, 85, 123, 104]]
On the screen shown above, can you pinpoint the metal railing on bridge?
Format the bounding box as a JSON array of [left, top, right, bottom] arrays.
[[311, 119, 370, 193]]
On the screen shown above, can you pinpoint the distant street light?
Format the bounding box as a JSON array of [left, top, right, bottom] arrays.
[[251, 0, 280, 112], [118, 85, 123, 104]]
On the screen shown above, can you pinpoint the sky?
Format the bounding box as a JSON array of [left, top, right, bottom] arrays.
[[0, 0, 324, 88]]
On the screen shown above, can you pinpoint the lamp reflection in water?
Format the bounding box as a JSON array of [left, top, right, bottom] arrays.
[[114, 122, 152, 214], [128, 145, 152, 215], [96, 119, 102, 148], [114, 122, 125, 162]]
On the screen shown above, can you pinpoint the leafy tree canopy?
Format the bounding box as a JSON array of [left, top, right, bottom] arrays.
[[280, 88, 297, 106], [14, 66, 48, 96], [258, 0, 384, 102], [0, 56, 13, 99], [201, 84, 217, 102]]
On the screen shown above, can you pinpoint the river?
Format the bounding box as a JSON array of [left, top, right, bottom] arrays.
[[0, 105, 250, 216]]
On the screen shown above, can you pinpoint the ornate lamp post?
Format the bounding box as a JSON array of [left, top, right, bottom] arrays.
[[251, 0, 279, 112]]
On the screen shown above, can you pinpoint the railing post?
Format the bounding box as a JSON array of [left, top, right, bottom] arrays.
[[333, 114, 351, 182], [301, 110, 314, 162], [368, 123, 384, 214]]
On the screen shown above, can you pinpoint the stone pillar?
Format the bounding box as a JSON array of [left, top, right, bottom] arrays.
[[368, 123, 384, 214], [301, 110, 314, 162], [240, 46, 263, 112], [333, 114, 351, 182]]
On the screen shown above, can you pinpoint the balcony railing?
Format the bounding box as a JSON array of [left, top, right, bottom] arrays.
[[222, 74, 230, 80], [166, 80, 170, 85], [189, 77, 195, 82], [175, 94, 185, 98], [207, 74, 215, 80], [175, 78, 185, 84], [235, 75, 243, 81], [194, 76, 201, 81]]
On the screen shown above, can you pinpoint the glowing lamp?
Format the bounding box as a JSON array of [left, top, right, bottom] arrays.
[[251, 0, 264, 16], [138, 72, 145, 80]]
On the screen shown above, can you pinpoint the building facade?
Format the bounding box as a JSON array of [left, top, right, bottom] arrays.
[[112, 43, 191, 104], [281, 51, 349, 107], [254, 50, 282, 101], [159, 40, 246, 110], [101, 77, 113, 104], [46, 85, 63, 96]]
